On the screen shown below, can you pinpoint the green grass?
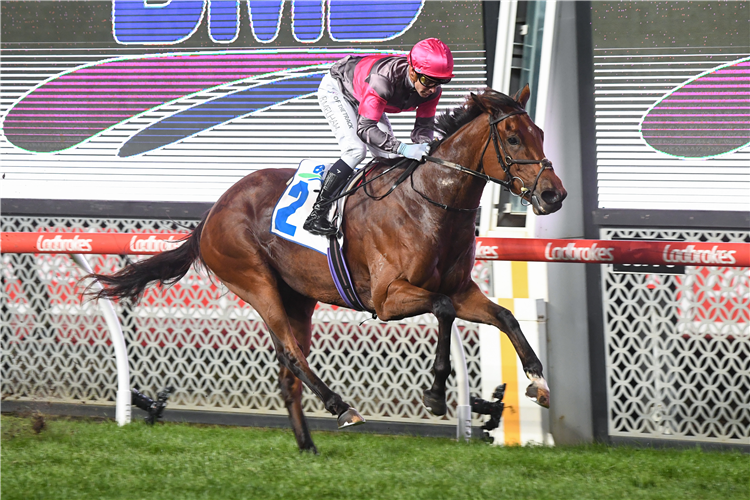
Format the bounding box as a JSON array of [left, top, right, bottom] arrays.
[[2, 414, 748, 500]]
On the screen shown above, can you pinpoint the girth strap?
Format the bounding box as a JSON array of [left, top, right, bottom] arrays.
[[327, 235, 369, 312]]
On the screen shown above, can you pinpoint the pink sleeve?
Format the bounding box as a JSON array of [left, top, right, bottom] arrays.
[[357, 86, 388, 121], [356, 87, 399, 152]]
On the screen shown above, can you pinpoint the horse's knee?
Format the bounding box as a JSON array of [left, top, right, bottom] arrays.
[[496, 306, 520, 330], [432, 295, 456, 323], [432, 358, 451, 379]]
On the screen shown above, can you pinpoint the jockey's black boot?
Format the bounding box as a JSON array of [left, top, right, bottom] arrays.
[[303, 160, 353, 236]]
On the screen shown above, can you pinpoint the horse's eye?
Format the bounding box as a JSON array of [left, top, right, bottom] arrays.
[[507, 136, 520, 146]]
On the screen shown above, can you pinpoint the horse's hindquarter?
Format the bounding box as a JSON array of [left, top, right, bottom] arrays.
[[200, 168, 345, 306]]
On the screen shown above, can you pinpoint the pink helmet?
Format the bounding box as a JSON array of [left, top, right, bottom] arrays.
[[408, 38, 454, 80]]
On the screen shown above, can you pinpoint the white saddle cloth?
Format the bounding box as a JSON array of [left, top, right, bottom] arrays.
[[270, 159, 338, 255]]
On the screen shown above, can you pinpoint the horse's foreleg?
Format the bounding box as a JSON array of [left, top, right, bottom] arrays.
[[376, 280, 455, 416], [453, 283, 550, 408]]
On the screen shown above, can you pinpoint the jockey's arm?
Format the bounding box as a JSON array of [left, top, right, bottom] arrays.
[[411, 88, 441, 143], [356, 115, 400, 152], [356, 76, 442, 152], [356, 83, 401, 153], [411, 117, 435, 144]]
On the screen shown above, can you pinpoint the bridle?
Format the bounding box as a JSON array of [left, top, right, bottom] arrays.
[[418, 110, 552, 212]]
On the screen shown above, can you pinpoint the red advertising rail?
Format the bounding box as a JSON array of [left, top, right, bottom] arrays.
[[1, 232, 749, 267], [475, 237, 749, 267], [0, 232, 189, 255]]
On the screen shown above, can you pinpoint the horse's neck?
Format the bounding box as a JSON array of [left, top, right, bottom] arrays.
[[436, 111, 492, 167], [414, 117, 489, 212]]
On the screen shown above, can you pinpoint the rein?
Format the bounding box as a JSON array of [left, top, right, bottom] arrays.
[[319, 109, 552, 212], [318, 157, 414, 207]]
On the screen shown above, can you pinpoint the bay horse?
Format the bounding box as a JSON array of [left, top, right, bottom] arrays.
[[86, 85, 566, 453]]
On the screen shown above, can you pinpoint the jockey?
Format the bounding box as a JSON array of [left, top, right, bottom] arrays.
[[303, 38, 454, 236]]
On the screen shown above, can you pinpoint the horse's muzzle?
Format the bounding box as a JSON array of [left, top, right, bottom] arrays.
[[531, 187, 566, 215]]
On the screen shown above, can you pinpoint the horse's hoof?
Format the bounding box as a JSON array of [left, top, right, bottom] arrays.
[[300, 444, 319, 455], [525, 382, 550, 408], [422, 390, 447, 416], [337, 407, 365, 429]]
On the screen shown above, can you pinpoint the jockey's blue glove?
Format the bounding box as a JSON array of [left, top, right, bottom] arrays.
[[397, 142, 430, 160]]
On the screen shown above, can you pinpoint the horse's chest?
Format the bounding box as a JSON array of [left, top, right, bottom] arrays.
[[408, 255, 472, 292]]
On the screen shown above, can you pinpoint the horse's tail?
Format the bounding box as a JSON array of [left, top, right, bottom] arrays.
[[83, 216, 207, 303]]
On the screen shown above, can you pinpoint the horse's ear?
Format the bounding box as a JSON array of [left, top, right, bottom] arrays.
[[513, 84, 531, 109]]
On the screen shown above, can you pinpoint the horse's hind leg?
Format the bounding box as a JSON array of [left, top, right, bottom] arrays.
[[222, 277, 364, 429], [279, 365, 316, 453], [278, 292, 317, 453]]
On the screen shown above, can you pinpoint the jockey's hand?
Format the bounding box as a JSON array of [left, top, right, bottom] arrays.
[[397, 142, 430, 160]]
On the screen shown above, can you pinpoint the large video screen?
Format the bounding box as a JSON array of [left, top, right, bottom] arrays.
[[590, 1, 749, 212], [0, 0, 486, 203]]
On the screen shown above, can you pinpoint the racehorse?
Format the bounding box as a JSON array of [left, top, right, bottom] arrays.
[[86, 85, 566, 453]]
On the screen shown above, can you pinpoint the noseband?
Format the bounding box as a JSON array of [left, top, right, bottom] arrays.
[[424, 110, 552, 208]]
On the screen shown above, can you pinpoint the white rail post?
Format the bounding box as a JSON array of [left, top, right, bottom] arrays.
[[451, 323, 471, 442], [72, 254, 131, 426]]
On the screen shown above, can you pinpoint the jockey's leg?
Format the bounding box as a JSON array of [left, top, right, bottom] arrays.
[[303, 159, 352, 236], [306, 73, 366, 235], [317, 74, 366, 168]]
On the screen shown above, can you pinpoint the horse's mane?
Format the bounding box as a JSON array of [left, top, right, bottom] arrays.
[[433, 88, 522, 144]]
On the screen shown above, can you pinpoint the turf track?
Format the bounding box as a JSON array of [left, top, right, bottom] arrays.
[[2, 415, 748, 500]]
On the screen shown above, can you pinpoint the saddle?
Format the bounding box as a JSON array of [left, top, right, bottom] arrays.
[[270, 160, 369, 311]]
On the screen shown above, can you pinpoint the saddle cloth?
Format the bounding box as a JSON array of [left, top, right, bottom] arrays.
[[271, 160, 368, 311], [271, 159, 337, 255]]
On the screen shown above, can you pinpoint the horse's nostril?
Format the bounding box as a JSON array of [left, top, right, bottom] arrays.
[[541, 190, 564, 205]]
